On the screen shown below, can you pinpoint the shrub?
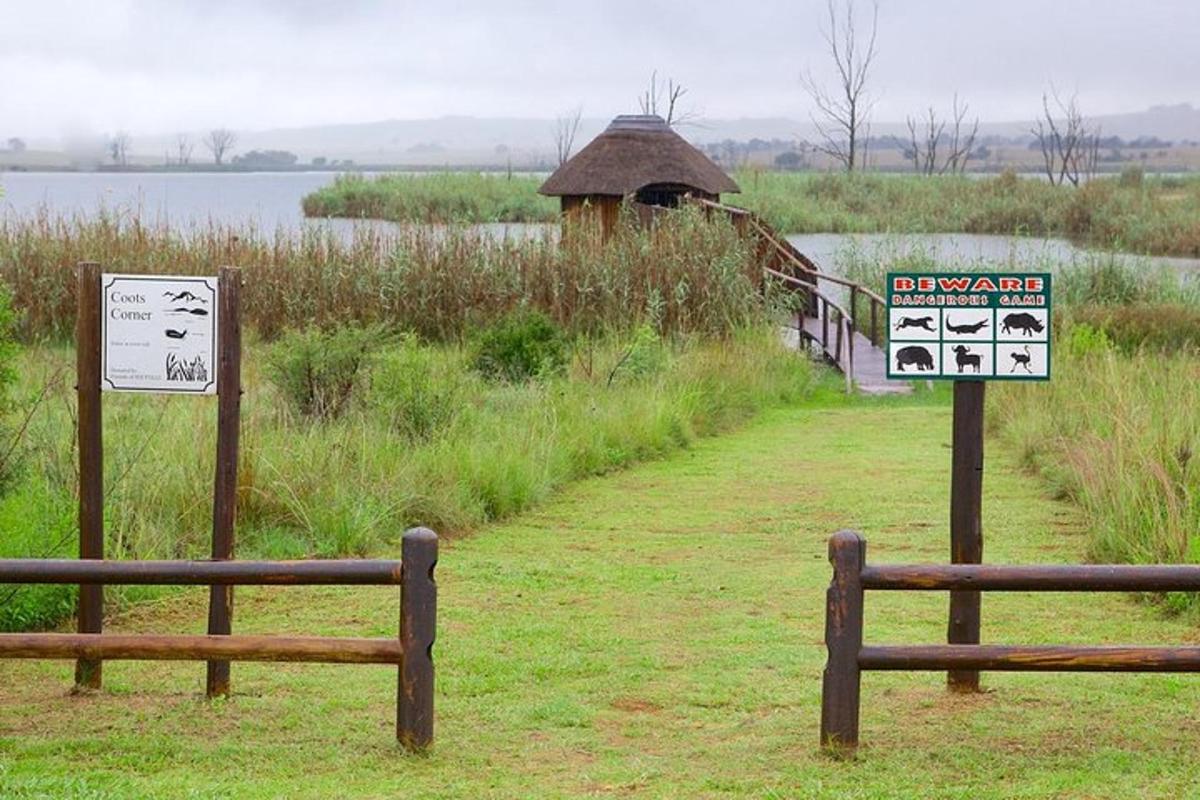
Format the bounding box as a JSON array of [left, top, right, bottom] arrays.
[[1062, 322, 1113, 358], [370, 338, 473, 440], [604, 324, 669, 385], [0, 285, 23, 492], [472, 310, 569, 382], [1068, 304, 1200, 354], [265, 325, 384, 419]]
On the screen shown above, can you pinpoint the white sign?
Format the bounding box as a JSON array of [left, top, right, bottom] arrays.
[[102, 274, 218, 394]]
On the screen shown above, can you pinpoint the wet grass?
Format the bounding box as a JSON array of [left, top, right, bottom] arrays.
[[732, 170, 1200, 258], [3, 397, 1200, 797], [302, 172, 556, 224], [0, 328, 816, 631]]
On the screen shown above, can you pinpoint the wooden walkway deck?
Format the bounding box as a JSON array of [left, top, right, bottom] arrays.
[[796, 313, 909, 396]]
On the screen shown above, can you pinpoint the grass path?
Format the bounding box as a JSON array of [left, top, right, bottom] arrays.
[[3, 401, 1200, 798]]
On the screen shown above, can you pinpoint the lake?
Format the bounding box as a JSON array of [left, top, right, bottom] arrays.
[[3, 171, 1198, 273]]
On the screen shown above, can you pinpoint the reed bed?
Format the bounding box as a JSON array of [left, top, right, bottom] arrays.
[[732, 170, 1200, 258], [302, 172, 557, 223], [0, 208, 763, 341]]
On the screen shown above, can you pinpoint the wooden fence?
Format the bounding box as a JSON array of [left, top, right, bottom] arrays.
[[0, 527, 438, 751], [820, 529, 1200, 755]]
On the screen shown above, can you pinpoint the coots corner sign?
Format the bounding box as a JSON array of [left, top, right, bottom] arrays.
[[102, 274, 218, 394], [886, 272, 1051, 381]]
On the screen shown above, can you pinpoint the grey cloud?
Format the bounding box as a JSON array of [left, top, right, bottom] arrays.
[[1, 0, 1196, 141]]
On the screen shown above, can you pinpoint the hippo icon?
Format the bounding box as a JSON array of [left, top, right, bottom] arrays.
[[895, 345, 935, 372], [1001, 312, 1045, 336]]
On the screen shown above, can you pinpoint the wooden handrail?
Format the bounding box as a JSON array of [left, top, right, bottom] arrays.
[[692, 197, 887, 349], [763, 267, 854, 391]]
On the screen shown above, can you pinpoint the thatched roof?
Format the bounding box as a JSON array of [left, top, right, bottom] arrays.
[[539, 115, 740, 197]]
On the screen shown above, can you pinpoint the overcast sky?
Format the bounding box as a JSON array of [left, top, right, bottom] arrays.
[[3, 0, 1197, 140]]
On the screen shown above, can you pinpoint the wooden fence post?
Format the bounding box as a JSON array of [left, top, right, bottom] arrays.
[[75, 262, 103, 690], [206, 266, 241, 698], [948, 380, 985, 692], [398, 527, 438, 751], [821, 530, 865, 756]]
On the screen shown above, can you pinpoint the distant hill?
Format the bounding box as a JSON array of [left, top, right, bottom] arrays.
[[11, 104, 1197, 169]]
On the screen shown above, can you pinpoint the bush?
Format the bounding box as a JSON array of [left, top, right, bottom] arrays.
[[1067, 304, 1200, 354], [472, 310, 569, 382], [604, 324, 669, 385], [370, 338, 474, 440], [1062, 322, 1113, 358], [265, 325, 384, 419], [0, 285, 23, 492]]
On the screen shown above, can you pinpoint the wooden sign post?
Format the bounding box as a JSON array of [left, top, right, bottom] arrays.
[[76, 263, 240, 695], [947, 380, 984, 691], [75, 262, 104, 689], [207, 266, 241, 697], [886, 271, 1051, 692]]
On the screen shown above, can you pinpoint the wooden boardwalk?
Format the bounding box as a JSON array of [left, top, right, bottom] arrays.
[[692, 197, 909, 395], [801, 311, 902, 393]]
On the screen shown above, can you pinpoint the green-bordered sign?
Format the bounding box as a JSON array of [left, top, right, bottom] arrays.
[[886, 272, 1051, 381]]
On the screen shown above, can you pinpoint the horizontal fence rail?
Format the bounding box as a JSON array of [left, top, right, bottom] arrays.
[[820, 529, 1200, 756], [858, 645, 1200, 672], [0, 558, 403, 585], [0, 633, 405, 664], [0, 527, 437, 751], [862, 563, 1200, 592]]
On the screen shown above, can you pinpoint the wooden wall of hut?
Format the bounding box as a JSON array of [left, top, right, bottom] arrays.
[[561, 195, 622, 241]]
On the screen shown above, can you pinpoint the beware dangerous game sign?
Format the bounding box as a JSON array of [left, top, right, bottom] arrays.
[[886, 272, 1051, 381]]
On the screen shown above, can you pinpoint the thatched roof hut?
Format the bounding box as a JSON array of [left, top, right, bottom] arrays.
[[539, 114, 739, 236]]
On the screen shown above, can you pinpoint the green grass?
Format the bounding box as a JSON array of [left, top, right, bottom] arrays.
[[991, 345, 1200, 593], [0, 328, 815, 631], [302, 172, 557, 223], [299, 170, 1200, 259], [4, 397, 1200, 797], [731, 170, 1200, 258]]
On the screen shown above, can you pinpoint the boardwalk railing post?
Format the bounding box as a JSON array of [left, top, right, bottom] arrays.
[[75, 261, 103, 691], [398, 527, 438, 751], [821, 530, 865, 756]]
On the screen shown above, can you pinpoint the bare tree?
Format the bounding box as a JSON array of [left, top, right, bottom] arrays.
[[800, 0, 879, 172], [906, 108, 944, 175], [1032, 90, 1100, 186], [943, 94, 980, 174], [905, 94, 979, 175], [203, 128, 237, 165], [638, 70, 699, 127], [107, 131, 131, 166], [175, 133, 193, 166], [553, 106, 583, 167]]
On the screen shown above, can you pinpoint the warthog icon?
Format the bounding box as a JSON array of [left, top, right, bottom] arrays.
[[1001, 312, 1044, 336], [895, 345, 934, 372]]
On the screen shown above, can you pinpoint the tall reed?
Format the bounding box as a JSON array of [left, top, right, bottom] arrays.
[[0, 208, 764, 341], [732, 171, 1200, 258]]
